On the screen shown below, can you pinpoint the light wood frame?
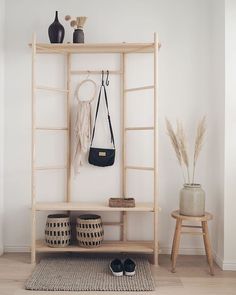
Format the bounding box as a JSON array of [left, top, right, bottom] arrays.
[[30, 33, 160, 264]]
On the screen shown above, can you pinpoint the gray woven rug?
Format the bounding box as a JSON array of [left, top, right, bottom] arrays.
[[25, 256, 155, 291]]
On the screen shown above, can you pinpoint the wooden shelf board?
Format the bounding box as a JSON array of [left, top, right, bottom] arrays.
[[36, 240, 154, 253], [29, 43, 156, 54], [35, 202, 154, 212]]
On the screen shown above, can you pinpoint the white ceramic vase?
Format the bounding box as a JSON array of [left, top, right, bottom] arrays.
[[179, 184, 205, 216]]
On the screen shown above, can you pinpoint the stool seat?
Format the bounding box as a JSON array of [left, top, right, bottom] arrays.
[[171, 210, 213, 221], [171, 210, 214, 275]]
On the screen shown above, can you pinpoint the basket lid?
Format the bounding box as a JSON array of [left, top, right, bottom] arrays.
[[47, 214, 69, 219], [78, 214, 101, 220]]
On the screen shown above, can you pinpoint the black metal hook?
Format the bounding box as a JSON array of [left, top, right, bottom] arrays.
[[101, 70, 104, 85], [106, 70, 109, 86]]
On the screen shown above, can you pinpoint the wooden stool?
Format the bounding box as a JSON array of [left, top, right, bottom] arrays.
[[171, 210, 214, 275]]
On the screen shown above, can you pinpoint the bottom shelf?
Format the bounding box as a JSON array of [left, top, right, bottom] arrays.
[[36, 240, 154, 254]]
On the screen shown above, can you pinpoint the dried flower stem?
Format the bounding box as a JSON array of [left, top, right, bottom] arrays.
[[176, 121, 190, 183], [192, 116, 206, 183], [165, 118, 186, 182]]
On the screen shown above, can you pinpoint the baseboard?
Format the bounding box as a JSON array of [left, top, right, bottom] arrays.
[[222, 260, 236, 271], [4, 245, 30, 252], [213, 250, 224, 269]]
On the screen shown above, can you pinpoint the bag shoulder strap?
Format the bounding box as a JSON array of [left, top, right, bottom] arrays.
[[90, 83, 115, 148]]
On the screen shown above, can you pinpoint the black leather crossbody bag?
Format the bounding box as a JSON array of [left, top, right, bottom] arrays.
[[88, 79, 115, 167]]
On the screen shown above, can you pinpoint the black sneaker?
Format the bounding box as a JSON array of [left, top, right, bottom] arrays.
[[109, 258, 123, 276], [124, 258, 136, 276]]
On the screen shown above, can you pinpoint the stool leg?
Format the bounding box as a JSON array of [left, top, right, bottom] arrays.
[[171, 219, 179, 261], [171, 219, 182, 273], [202, 221, 214, 275]]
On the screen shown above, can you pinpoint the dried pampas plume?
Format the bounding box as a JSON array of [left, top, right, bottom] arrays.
[[176, 120, 190, 183], [192, 116, 206, 183], [165, 119, 182, 166], [166, 117, 206, 184]]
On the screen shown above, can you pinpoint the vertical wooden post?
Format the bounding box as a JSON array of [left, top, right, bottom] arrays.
[[121, 52, 127, 241], [31, 33, 36, 264], [153, 32, 159, 265], [66, 53, 71, 202]]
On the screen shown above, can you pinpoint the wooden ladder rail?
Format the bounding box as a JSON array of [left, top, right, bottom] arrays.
[[153, 32, 159, 265], [30, 35, 72, 264], [121, 33, 159, 265], [31, 33, 36, 264]]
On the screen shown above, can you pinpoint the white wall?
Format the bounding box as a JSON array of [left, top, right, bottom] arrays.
[[0, 0, 5, 256], [224, 0, 236, 270], [3, 0, 225, 265], [207, 0, 225, 268]]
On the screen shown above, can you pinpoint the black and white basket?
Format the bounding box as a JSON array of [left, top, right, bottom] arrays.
[[76, 214, 104, 248], [45, 214, 71, 248]]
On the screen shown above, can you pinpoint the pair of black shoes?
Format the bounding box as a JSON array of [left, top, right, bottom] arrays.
[[110, 258, 136, 277]]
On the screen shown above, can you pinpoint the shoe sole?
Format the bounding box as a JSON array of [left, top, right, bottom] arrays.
[[125, 270, 135, 276], [109, 265, 123, 276]]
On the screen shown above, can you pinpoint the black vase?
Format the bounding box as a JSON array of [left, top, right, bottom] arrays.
[[73, 29, 84, 43], [48, 11, 65, 43]]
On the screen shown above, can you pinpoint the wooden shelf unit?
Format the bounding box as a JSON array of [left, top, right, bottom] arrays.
[[35, 202, 154, 212], [29, 42, 158, 54], [36, 240, 154, 254], [30, 33, 159, 264]]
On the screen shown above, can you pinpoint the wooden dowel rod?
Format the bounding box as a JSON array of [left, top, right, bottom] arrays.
[[125, 85, 154, 92], [181, 232, 205, 235], [36, 127, 68, 131], [71, 70, 122, 75], [103, 222, 123, 226], [125, 127, 154, 131], [36, 85, 69, 93], [35, 166, 67, 170], [125, 166, 154, 171], [182, 225, 202, 229]]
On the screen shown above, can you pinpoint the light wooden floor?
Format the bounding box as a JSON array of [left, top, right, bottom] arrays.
[[0, 253, 236, 295]]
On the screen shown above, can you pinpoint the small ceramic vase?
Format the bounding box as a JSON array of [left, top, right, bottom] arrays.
[[73, 28, 84, 43], [179, 184, 205, 216], [48, 11, 65, 43]]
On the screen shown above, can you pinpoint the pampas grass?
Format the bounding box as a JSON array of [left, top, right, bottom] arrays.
[[165, 119, 185, 182], [176, 120, 190, 183], [192, 116, 206, 183], [166, 117, 206, 184]]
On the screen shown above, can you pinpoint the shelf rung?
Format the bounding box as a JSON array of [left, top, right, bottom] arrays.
[[181, 231, 205, 235], [103, 222, 123, 226], [36, 127, 68, 131], [124, 85, 154, 92], [71, 70, 122, 75], [36, 85, 69, 93], [35, 165, 68, 170], [125, 166, 154, 171], [182, 225, 202, 229], [125, 126, 154, 131]]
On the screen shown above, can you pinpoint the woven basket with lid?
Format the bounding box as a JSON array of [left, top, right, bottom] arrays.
[[76, 214, 104, 248], [45, 214, 71, 248]]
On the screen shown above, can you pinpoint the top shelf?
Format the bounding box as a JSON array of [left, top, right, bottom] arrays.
[[29, 42, 160, 54]]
